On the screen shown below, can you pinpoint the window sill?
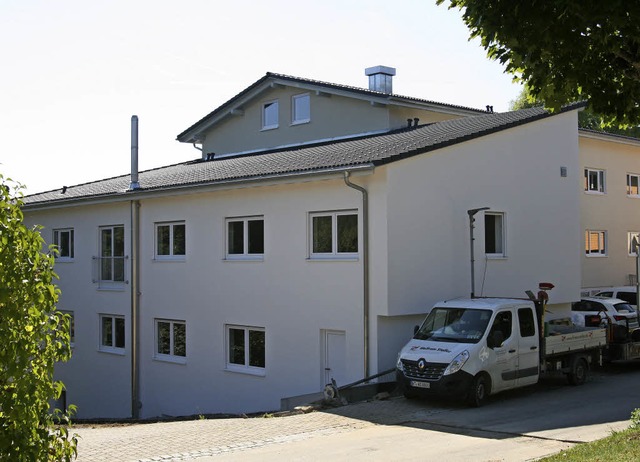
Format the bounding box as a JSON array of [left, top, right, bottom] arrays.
[[628, 195, 640, 199], [153, 256, 186, 262], [485, 255, 507, 260], [153, 354, 187, 365], [98, 347, 126, 356], [586, 254, 607, 258], [584, 191, 605, 195], [260, 125, 278, 131], [308, 254, 359, 262], [291, 119, 310, 126], [224, 255, 264, 262], [96, 283, 127, 292], [224, 365, 266, 377], [54, 258, 74, 263]]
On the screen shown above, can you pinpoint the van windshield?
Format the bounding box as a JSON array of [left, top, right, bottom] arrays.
[[414, 307, 492, 344]]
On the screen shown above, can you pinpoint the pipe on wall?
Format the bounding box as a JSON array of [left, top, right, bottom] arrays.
[[131, 199, 141, 418], [343, 171, 370, 378]]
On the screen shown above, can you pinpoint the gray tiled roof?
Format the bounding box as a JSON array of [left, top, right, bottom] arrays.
[[23, 105, 580, 208], [176, 72, 485, 142]]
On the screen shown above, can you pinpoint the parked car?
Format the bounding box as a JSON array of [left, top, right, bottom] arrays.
[[594, 286, 637, 308], [571, 296, 639, 329]]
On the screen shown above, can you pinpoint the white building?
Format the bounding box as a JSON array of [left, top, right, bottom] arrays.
[[23, 68, 584, 419]]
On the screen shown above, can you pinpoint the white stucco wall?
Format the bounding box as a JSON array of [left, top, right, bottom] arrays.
[[384, 112, 582, 316]]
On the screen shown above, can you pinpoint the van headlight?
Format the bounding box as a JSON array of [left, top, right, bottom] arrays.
[[443, 350, 469, 376], [396, 353, 403, 371]]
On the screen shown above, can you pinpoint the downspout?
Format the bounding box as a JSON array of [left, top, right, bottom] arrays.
[[343, 171, 369, 378], [130, 199, 140, 419]]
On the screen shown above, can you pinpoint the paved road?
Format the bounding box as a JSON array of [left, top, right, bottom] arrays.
[[74, 363, 640, 462]]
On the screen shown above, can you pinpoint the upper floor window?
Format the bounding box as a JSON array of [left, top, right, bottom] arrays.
[[584, 168, 605, 193], [628, 174, 640, 197], [292, 94, 310, 125], [226, 325, 265, 375], [226, 216, 264, 260], [310, 211, 358, 259], [585, 230, 607, 256], [629, 232, 640, 256], [155, 319, 186, 363], [53, 228, 74, 261], [155, 221, 185, 260], [485, 212, 506, 257], [262, 100, 279, 130], [60, 310, 75, 346], [99, 225, 125, 282], [99, 314, 125, 353]]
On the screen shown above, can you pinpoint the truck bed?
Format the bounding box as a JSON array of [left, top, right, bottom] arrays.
[[544, 326, 607, 356]]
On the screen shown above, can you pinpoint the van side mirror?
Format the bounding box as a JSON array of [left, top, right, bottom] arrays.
[[414, 325, 419, 335], [487, 330, 505, 349]]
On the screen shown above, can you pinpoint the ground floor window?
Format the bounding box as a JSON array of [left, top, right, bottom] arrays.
[[226, 325, 265, 374], [585, 230, 607, 256], [99, 314, 125, 353], [155, 319, 186, 362]]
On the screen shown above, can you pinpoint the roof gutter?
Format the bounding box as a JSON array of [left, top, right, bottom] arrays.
[[343, 171, 370, 378]]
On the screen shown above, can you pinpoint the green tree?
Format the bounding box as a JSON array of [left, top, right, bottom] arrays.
[[0, 175, 77, 461], [437, 0, 640, 126]]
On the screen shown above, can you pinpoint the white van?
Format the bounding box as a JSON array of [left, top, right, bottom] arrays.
[[594, 287, 637, 308]]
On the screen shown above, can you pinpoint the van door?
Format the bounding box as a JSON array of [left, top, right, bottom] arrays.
[[486, 309, 518, 392], [516, 306, 540, 386]]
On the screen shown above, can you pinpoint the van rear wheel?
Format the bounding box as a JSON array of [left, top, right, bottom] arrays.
[[467, 374, 489, 407], [568, 357, 588, 386]]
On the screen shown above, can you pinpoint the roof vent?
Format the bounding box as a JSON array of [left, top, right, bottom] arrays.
[[365, 65, 396, 94]]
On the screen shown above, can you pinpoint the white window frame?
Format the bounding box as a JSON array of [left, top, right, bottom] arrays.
[[261, 100, 279, 130], [629, 232, 640, 256], [154, 319, 187, 364], [97, 225, 126, 286], [225, 216, 264, 260], [584, 168, 605, 194], [628, 174, 640, 197], [291, 93, 310, 125], [53, 228, 74, 261], [225, 324, 266, 376], [484, 212, 506, 258], [155, 221, 186, 260], [585, 230, 607, 256], [99, 314, 125, 354], [309, 210, 359, 260]]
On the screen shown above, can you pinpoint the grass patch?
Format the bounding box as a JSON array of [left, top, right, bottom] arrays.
[[541, 428, 640, 461]]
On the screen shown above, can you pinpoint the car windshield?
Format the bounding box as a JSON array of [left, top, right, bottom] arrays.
[[414, 307, 492, 344]]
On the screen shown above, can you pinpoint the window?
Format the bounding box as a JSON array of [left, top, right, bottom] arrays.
[[99, 314, 125, 353], [262, 100, 278, 130], [155, 221, 185, 259], [628, 174, 640, 196], [155, 319, 186, 362], [99, 225, 125, 282], [518, 308, 535, 337], [53, 228, 74, 260], [226, 325, 265, 374], [310, 211, 358, 258], [292, 93, 310, 124], [489, 311, 512, 344], [629, 232, 640, 256], [585, 230, 607, 256], [484, 212, 505, 257], [226, 216, 264, 259], [584, 168, 605, 193]]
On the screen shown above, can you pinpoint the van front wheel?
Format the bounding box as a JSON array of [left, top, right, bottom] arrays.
[[467, 374, 489, 407]]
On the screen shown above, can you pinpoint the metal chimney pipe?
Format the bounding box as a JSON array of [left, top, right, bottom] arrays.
[[129, 115, 140, 190]]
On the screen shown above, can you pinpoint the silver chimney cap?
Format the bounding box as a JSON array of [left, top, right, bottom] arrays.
[[365, 65, 396, 94], [129, 115, 140, 191]]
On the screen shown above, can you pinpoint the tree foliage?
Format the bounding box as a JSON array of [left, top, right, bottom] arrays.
[[0, 175, 77, 461], [437, 0, 640, 126]]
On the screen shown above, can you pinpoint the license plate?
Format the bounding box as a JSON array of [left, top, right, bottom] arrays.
[[410, 380, 430, 389]]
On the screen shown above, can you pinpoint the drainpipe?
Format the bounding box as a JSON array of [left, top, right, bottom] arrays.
[[343, 171, 369, 378], [131, 200, 141, 418]]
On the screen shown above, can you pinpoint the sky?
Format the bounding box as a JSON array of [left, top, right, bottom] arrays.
[[0, 0, 523, 195]]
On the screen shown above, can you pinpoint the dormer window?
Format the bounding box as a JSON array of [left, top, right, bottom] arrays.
[[292, 93, 310, 125], [262, 100, 279, 130]]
